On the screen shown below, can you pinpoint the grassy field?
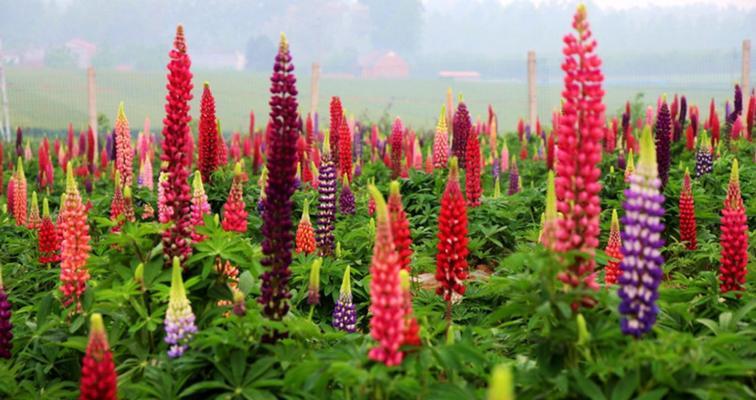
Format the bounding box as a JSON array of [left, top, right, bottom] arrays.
[[4, 67, 738, 134]]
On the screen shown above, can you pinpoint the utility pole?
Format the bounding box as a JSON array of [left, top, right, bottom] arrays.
[[87, 66, 98, 160], [0, 39, 10, 141], [742, 39, 751, 97], [310, 62, 321, 117], [527, 50, 537, 134]]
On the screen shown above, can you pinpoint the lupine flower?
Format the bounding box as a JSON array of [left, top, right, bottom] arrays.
[[157, 171, 172, 223], [604, 209, 622, 285], [339, 175, 355, 215], [424, 148, 434, 174], [540, 171, 558, 250], [316, 133, 337, 256], [27, 191, 41, 229], [295, 199, 316, 254], [624, 149, 635, 182], [390, 118, 403, 178], [214, 257, 239, 291], [59, 164, 91, 310], [618, 127, 664, 337], [338, 115, 353, 182], [452, 101, 471, 168], [259, 34, 298, 323], [487, 364, 514, 400], [189, 171, 210, 242], [719, 159, 748, 294], [160, 25, 194, 266], [231, 287, 246, 317], [500, 142, 509, 173], [679, 169, 697, 250], [216, 122, 227, 167], [198, 82, 219, 183], [115, 102, 134, 188], [695, 131, 713, 178], [12, 158, 27, 227], [507, 157, 519, 195], [465, 133, 482, 207], [141, 203, 155, 220], [329, 97, 343, 171], [655, 100, 671, 188], [0, 266, 12, 359], [387, 181, 413, 274], [79, 314, 117, 400], [308, 258, 321, 306], [139, 154, 154, 191], [554, 4, 604, 308], [110, 172, 126, 232], [433, 106, 449, 168], [398, 269, 421, 347], [332, 265, 356, 333], [165, 257, 197, 358], [366, 185, 405, 366], [617, 146, 626, 171], [38, 197, 61, 264], [222, 162, 248, 233], [435, 157, 469, 305]]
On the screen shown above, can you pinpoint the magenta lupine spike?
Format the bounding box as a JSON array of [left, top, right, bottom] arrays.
[[332, 266, 357, 333], [0, 266, 12, 358], [221, 162, 248, 233], [339, 175, 355, 215], [115, 102, 134, 188], [259, 34, 298, 324]]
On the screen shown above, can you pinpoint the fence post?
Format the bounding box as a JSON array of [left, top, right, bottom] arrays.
[[743, 39, 751, 98], [527, 51, 537, 134], [0, 38, 10, 142]]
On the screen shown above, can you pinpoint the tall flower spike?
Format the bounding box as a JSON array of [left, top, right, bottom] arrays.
[[366, 185, 405, 366], [316, 132, 337, 256], [435, 157, 469, 304], [198, 82, 219, 183], [554, 4, 605, 308], [540, 171, 558, 250], [399, 269, 421, 347], [604, 209, 622, 285], [13, 158, 27, 227], [679, 169, 697, 250], [157, 171, 172, 224], [307, 258, 321, 306], [123, 186, 136, 224], [160, 25, 194, 266], [259, 33, 298, 323], [655, 101, 672, 189], [110, 171, 126, 233], [295, 198, 316, 254], [465, 133, 482, 207], [338, 115, 352, 182], [27, 191, 41, 229], [115, 102, 134, 187], [719, 159, 748, 295], [339, 175, 355, 215], [189, 171, 211, 242], [39, 197, 62, 264], [59, 164, 91, 311], [452, 99, 471, 168], [618, 126, 664, 337], [79, 313, 117, 400], [332, 265, 356, 333], [390, 118, 403, 179], [0, 266, 12, 359], [165, 257, 197, 357], [388, 181, 413, 273], [624, 149, 635, 182], [433, 105, 449, 168], [221, 162, 248, 233], [329, 97, 343, 171], [507, 157, 519, 195], [694, 131, 712, 178], [500, 142, 509, 173]]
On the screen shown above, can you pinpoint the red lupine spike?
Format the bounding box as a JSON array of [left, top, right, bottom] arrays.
[[115, 103, 133, 188], [679, 169, 697, 250], [338, 115, 352, 182], [221, 163, 248, 233], [295, 199, 316, 254], [388, 181, 413, 273], [390, 118, 403, 179], [435, 157, 469, 305], [60, 165, 91, 311], [366, 185, 405, 366], [604, 210, 622, 285], [719, 160, 748, 295], [465, 134, 482, 207], [330, 97, 343, 171], [79, 314, 117, 400], [38, 197, 61, 264], [399, 270, 421, 348], [198, 82, 219, 183], [12, 158, 27, 227]]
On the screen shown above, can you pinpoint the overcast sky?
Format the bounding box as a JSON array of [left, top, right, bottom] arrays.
[[424, 0, 756, 10]]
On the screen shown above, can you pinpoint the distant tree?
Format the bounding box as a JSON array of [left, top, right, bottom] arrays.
[[245, 35, 276, 72], [45, 47, 77, 69], [359, 0, 423, 56]]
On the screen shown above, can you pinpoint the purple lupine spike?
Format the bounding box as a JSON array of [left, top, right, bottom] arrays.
[[492, 157, 500, 180], [507, 157, 519, 195], [655, 101, 671, 189], [617, 147, 626, 170], [106, 132, 115, 162], [695, 131, 713, 178], [618, 127, 664, 338], [729, 84, 742, 124], [353, 126, 362, 161], [679, 96, 687, 126], [332, 266, 356, 333], [354, 163, 362, 179], [164, 257, 197, 358], [339, 176, 355, 215], [0, 266, 12, 359], [259, 34, 299, 324], [316, 134, 337, 256]]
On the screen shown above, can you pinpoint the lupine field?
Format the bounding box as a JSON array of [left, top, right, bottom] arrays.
[[0, 4, 755, 400]]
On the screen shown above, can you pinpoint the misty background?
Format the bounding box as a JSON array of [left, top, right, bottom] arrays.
[[0, 0, 754, 131]]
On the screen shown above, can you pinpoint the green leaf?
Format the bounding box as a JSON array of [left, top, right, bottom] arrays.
[[573, 372, 606, 400], [611, 370, 639, 400]]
